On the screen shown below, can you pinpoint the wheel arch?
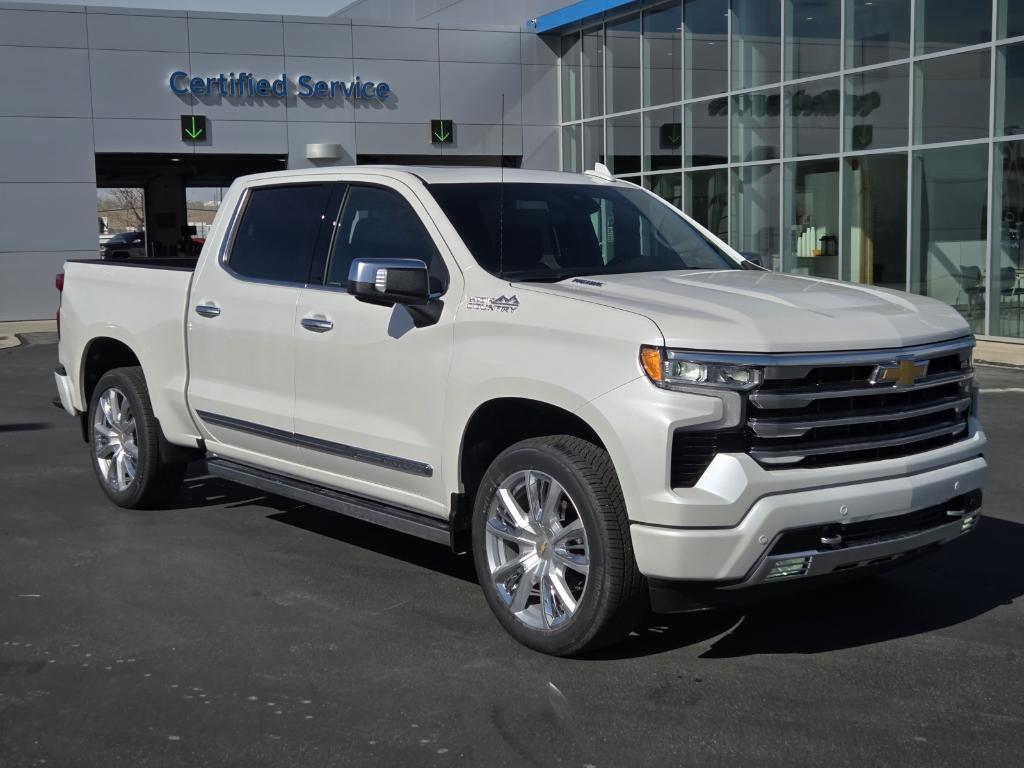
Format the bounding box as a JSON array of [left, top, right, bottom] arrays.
[[77, 337, 199, 462], [80, 336, 141, 412], [449, 396, 609, 553]]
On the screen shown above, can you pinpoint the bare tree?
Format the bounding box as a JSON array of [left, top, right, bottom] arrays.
[[97, 188, 145, 231]]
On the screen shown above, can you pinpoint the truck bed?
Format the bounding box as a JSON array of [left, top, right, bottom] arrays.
[[57, 258, 201, 447]]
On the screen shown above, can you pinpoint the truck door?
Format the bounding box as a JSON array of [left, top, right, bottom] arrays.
[[186, 180, 341, 470], [292, 178, 461, 517]]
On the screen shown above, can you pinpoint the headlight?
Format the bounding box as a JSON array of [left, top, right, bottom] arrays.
[[640, 346, 762, 391]]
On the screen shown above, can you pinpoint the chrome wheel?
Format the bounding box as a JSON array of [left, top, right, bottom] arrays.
[[484, 469, 590, 630], [93, 387, 138, 492]]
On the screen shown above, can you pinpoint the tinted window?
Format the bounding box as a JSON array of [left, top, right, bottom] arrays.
[[228, 183, 333, 283], [428, 182, 737, 280], [326, 185, 446, 291]]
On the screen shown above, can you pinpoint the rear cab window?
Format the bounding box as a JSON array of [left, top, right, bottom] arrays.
[[226, 183, 335, 284]]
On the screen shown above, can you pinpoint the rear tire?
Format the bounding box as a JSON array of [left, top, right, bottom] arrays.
[[87, 367, 186, 509], [471, 435, 646, 656]]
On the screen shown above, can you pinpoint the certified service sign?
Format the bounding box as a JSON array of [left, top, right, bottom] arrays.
[[169, 71, 390, 102]]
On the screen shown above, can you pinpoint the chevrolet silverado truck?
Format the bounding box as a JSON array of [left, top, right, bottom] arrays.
[[54, 166, 987, 655]]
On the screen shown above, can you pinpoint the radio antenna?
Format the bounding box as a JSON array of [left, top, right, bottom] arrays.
[[498, 92, 505, 278]]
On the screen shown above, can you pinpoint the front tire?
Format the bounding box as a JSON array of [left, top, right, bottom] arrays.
[[88, 367, 186, 509], [472, 436, 646, 656]]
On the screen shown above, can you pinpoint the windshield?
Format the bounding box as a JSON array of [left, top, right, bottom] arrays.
[[106, 232, 141, 245], [428, 182, 737, 280]]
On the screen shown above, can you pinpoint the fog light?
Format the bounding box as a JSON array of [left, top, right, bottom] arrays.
[[766, 556, 812, 580]]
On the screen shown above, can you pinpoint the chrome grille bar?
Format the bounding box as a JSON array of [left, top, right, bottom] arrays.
[[748, 370, 973, 409], [748, 395, 972, 438], [751, 421, 968, 465]]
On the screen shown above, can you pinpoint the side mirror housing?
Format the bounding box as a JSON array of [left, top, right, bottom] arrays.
[[347, 258, 431, 306]]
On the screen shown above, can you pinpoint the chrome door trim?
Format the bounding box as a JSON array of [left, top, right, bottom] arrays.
[[195, 410, 433, 477]]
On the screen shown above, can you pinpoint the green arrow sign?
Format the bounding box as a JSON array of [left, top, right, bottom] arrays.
[[430, 119, 454, 145], [180, 114, 207, 143], [659, 122, 682, 149]]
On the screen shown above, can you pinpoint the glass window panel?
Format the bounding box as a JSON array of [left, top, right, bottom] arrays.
[[996, 43, 1024, 137], [584, 119, 605, 170], [784, 159, 839, 278], [998, 0, 1024, 39], [583, 27, 603, 119], [916, 0, 993, 55], [846, 0, 910, 68], [561, 33, 581, 122], [229, 184, 333, 283], [644, 3, 682, 107], [785, 0, 841, 79], [562, 124, 582, 172], [644, 172, 684, 208], [732, 88, 781, 162], [843, 153, 908, 290], [327, 186, 444, 289], [606, 14, 642, 114], [910, 144, 988, 335], [684, 168, 733, 239], [684, 0, 728, 98], [915, 50, 991, 144], [785, 78, 840, 158], [607, 113, 642, 175], [731, 163, 781, 270], [686, 96, 729, 166], [731, 0, 781, 90], [686, 168, 730, 239], [845, 65, 910, 151], [644, 105, 683, 171], [991, 140, 1024, 338]]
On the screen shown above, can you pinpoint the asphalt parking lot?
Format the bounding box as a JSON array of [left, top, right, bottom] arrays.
[[1, 335, 1022, 767]]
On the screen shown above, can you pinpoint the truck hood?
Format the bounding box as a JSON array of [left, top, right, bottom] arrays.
[[519, 270, 970, 352]]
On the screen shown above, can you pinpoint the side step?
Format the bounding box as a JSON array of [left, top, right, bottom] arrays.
[[206, 458, 450, 546]]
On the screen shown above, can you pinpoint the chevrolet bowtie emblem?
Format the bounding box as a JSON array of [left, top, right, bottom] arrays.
[[870, 358, 929, 387]]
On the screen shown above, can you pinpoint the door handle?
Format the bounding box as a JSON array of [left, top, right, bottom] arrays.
[[195, 303, 221, 318], [300, 316, 334, 333]]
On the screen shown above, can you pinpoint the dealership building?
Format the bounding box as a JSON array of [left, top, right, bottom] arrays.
[[1, 0, 1023, 346]]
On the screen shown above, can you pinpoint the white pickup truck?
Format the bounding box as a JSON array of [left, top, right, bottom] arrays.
[[55, 166, 987, 655]]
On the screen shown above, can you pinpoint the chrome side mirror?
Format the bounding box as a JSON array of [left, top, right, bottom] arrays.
[[347, 258, 431, 307]]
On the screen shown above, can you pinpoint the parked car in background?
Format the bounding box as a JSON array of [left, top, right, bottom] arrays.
[[100, 231, 145, 260]]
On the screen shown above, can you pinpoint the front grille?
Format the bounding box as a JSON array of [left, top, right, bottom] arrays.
[[668, 338, 975, 487], [745, 340, 974, 470]]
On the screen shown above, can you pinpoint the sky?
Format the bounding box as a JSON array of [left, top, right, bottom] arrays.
[[16, 0, 356, 15]]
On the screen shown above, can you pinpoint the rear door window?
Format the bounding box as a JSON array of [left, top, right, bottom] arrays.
[[228, 183, 335, 283]]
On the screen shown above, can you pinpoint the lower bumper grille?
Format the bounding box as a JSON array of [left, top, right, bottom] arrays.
[[770, 490, 982, 555]]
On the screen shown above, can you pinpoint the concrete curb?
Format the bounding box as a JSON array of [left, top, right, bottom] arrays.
[[0, 321, 58, 350]]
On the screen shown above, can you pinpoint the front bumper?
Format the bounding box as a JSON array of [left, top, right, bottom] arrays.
[[629, 454, 987, 584]]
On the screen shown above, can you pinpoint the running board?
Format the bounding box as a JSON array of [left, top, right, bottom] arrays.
[[206, 458, 450, 546]]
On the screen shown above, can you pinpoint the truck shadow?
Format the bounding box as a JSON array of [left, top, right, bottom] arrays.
[[597, 516, 1024, 660], [174, 470, 478, 584], [173, 470, 1022, 660]]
